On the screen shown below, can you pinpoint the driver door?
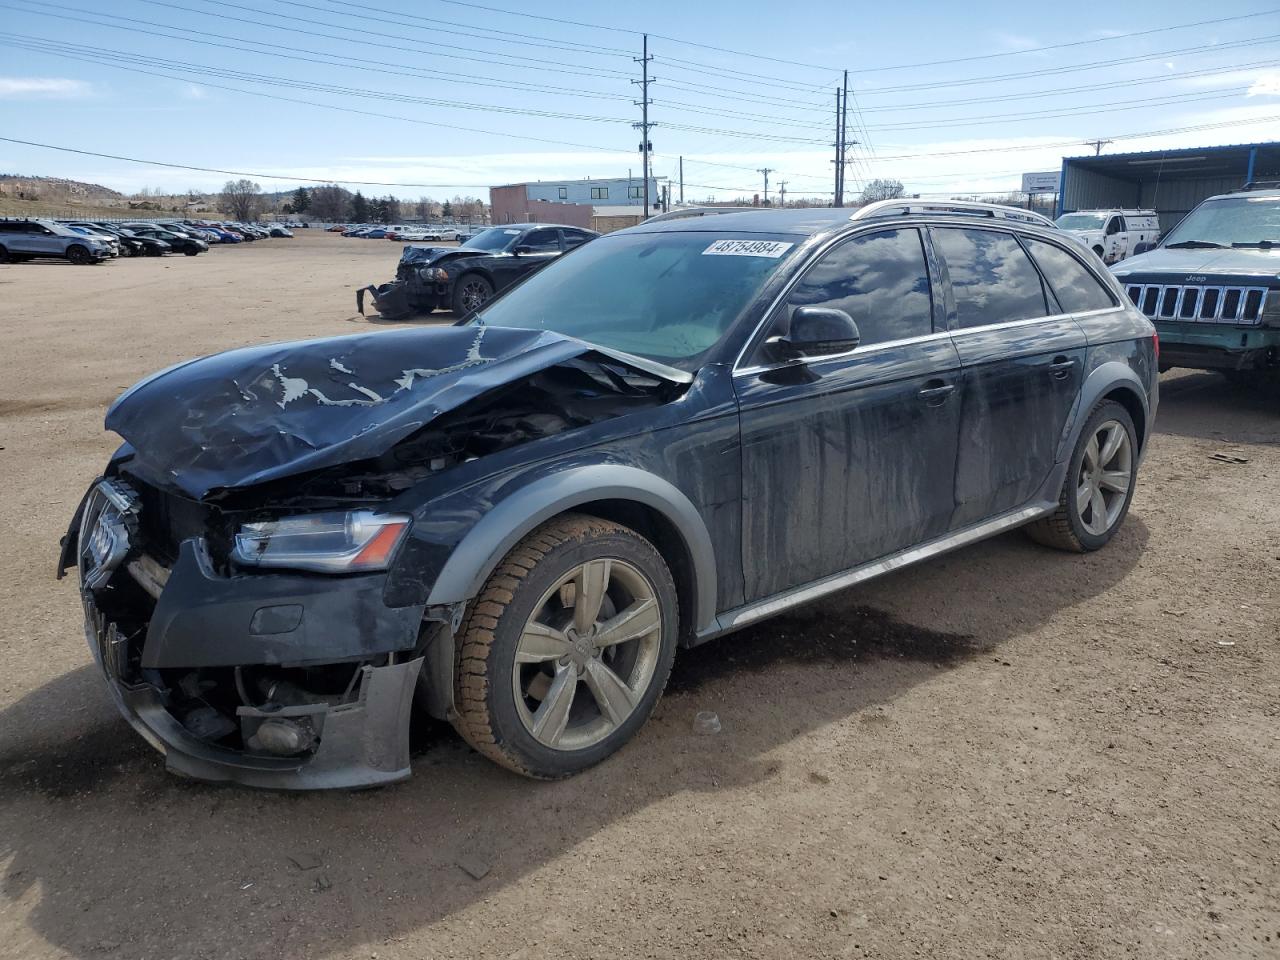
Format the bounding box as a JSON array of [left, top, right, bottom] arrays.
[[733, 227, 963, 602]]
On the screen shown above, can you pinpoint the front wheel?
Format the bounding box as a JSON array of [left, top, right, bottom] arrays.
[[451, 274, 493, 317], [1027, 400, 1138, 552], [452, 514, 679, 779], [66, 245, 92, 265], [183, 248, 199, 256], [0, 244, 9, 264]]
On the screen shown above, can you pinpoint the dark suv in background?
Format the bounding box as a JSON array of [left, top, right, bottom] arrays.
[[62, 201, 1156, 789], [1113, 182, 1280, 381]]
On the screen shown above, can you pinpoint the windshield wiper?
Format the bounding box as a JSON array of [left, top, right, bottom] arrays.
[[1164, 240, 1225, 249], [1231, 240, 1276, 249]]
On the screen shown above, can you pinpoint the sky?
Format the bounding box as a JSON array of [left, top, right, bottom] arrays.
[[0, 0, 1278, 203]]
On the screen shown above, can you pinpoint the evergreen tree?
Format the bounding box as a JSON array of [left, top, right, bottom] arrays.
[[350, 191, 369, 222], [441, 200, 453, 219], [290, 187, 310, 212]]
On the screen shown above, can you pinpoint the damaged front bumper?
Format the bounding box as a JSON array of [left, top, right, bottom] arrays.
[[69, 479, 430, 790]]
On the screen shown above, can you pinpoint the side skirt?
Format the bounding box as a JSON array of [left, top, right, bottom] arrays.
[[693, 501, 1056, 646]]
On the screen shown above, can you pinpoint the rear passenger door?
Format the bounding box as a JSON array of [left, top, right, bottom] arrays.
[[735, 227, 963, 601], [932, 226, 1087, 529]]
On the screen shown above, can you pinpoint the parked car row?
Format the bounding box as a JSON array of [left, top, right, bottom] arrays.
[[0, 217, 296, 264], [334, 222, 487, 242]]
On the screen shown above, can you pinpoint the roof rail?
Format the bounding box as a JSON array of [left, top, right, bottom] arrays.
[[851, 199, 1057, 229], [1241, 180, 1280, 191]]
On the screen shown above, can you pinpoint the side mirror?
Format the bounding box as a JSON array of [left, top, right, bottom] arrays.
[[513, 244, 533, 255], [770, 306, 860, 360]]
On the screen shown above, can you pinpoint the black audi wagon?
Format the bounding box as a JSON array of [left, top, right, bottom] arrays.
[[61, 201, 1157, 788]]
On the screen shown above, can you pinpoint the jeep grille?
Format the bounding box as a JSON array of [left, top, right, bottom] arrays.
[[1125, 283, 1270, 326]]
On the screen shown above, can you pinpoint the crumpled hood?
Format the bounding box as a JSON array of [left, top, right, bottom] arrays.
[[1115, 245, 1280, 281], [106, 325, 636, 499], [399, 245, 506, 268]]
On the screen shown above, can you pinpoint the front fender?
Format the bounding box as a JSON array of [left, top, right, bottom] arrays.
[[423, 464, 720, 635]]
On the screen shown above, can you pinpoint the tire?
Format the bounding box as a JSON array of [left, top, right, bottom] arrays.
[[146, 247, 163, 257], [1027, 400, 1138, 553], [452, 514, 679, 779], [1091, 245, 1105, 260], [183, 248, 199, 256], [451, 273, 494, 317], [0, 245, 9, 264], [66, 245, 92, 265]]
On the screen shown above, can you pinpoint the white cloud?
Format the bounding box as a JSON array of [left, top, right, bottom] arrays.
[[1248, 72, 1280, 97], [0, 77, 92, 99], [181, 84, 209, 100]]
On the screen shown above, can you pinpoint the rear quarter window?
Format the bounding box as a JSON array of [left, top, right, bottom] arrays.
[[1022, 237, 1117, 313]]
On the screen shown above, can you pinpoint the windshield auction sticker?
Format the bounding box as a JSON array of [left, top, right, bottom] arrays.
[[702, 239, 794, 258]]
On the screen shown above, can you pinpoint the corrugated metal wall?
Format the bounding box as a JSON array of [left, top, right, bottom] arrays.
[[1138, 176, 1243, 232], [1062, 164, 1253, 233], [1061, 165, 1138, 213]]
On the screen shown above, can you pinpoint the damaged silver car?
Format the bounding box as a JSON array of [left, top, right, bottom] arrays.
[[60, 201, 1157, 788]]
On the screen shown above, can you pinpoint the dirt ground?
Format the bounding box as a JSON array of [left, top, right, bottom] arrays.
[[0, 231, 1276, 960]]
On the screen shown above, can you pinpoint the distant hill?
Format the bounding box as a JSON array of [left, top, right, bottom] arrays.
[[0, 174, 125, 202]]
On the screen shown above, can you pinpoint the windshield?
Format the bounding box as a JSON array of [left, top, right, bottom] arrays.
[[1163, 196, 1280, 247], [463, 227, 521, 253], [472, 231, 800, 370], [1055, 213, 1107, 231]]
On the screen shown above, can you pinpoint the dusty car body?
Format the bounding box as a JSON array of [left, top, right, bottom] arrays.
[[357, 223, 598, 320], [62, 201, 1157, 789]]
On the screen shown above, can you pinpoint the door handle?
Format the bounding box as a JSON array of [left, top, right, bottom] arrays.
[[1048, 356, 1076, 379], [917, 382, 955, 404]]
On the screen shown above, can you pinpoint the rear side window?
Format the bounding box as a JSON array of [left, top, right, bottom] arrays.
[[783, 228, 934, 346], [933, 227, 1048, 329], [1023, 237, 1117, 313], [563, 230, 592, 249], [522, 229, 561, 253]]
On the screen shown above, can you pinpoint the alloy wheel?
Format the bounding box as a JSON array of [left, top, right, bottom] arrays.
[[511, 558, 663, 751], [460, 279, 491, 312], [1076, 419, 1132, 536]]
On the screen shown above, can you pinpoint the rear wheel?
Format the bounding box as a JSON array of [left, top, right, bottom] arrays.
[[452, 514, 679, 779], [66, 244, 92, 265], [451, 274, 493, 316], [1027, 400, 1138, 552], [183, 248, 199, 256], [0, 245, 9, 264]]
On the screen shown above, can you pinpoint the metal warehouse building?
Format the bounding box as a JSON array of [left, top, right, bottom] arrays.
[[1056, 141, 1280, 233]]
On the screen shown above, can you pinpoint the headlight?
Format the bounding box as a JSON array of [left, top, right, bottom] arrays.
[[1261, 290, 1280, 328], [430, 267, 449, 281], [232, 510, 411, 573]]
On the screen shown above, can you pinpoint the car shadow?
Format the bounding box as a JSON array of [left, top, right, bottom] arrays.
[[0, 518, 1148, 957], [345, 310, 463, 327], [1155, 370, 1280, 445]]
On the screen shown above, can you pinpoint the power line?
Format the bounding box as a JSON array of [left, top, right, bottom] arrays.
[[855, 58, 1280, 112], [858, 33, 1280, 95], [844, 8, 1280, 74]]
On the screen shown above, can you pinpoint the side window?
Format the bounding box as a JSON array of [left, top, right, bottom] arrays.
[[779, 228, 934, 348], [522, 229, 561, 253], [557, 187, 568, 199], [1022, 237, 1117, 313], [1105, 217, 1121, 236], [932, 227, 1048, 329], [590, 187, 609, 200], [563, 230, 591, 249]]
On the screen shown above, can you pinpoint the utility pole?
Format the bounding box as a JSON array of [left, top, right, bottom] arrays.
[[778, 181, 787, 208], [678, 155, 683, 205], [758, 168, 773, 206], [833, 86, 843, 207], [840, 70, 850, 203], [632, 34, 655, 218], [1084, 138, 1113, 156]]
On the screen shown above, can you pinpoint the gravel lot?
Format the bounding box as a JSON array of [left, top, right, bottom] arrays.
[[0, 231, 1276, 960]]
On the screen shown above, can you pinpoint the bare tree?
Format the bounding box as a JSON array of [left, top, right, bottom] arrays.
[[218, 178, 263, 221], [308, 183, 349, 221], [859, 178, 905, 204], [415, 196, 439, 219]]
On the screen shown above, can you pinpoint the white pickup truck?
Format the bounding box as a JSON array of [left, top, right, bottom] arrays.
[[1054, 209, 1161, 264]]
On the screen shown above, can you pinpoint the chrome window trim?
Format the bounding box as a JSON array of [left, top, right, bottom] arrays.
[[947, 311, 1074, 339], [733, 330, 952, 378]]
